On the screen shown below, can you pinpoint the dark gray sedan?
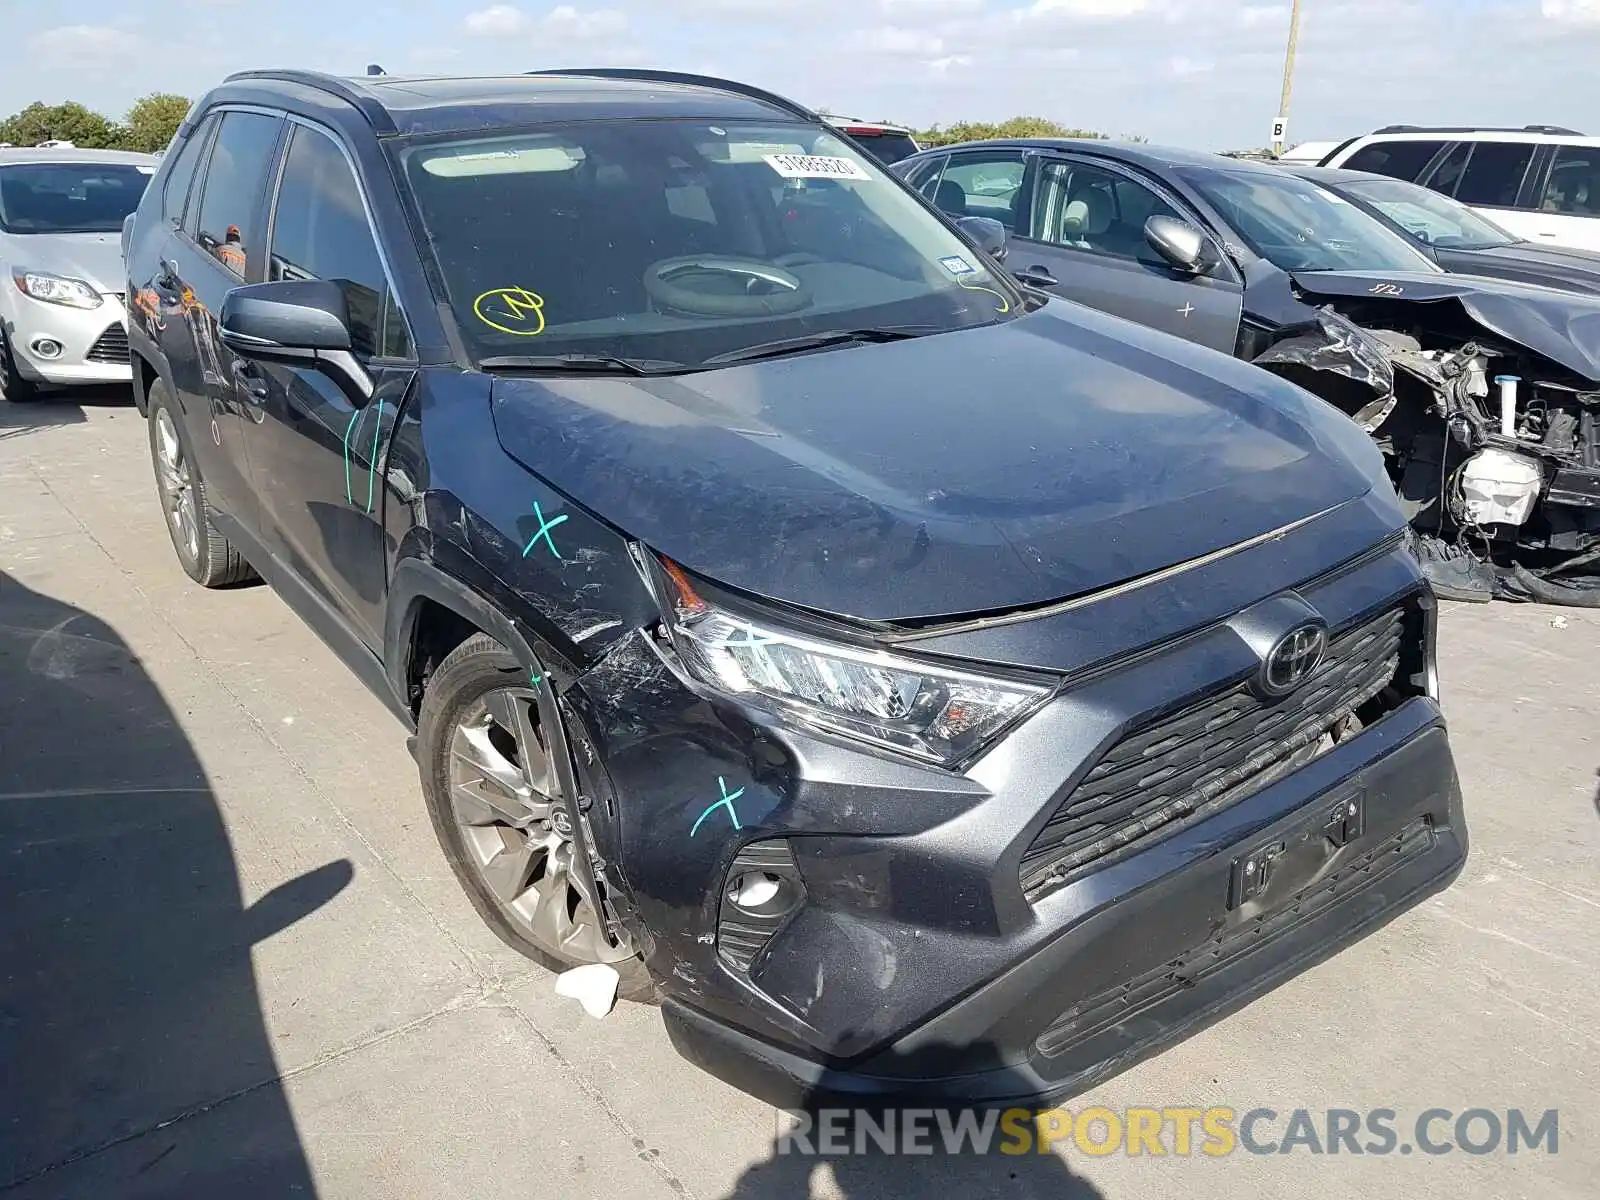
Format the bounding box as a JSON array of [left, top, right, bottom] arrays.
[[1285, 165, 1600, 295]]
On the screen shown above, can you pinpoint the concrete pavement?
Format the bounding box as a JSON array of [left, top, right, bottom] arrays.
[[2, 389, 1595, 1199]]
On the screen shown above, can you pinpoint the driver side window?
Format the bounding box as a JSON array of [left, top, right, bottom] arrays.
[[1031, 160, 1181, 263], [930, 152, 1025, 231]]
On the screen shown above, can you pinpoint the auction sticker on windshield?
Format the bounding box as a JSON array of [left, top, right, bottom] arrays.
[[764, 154, 872, 181]]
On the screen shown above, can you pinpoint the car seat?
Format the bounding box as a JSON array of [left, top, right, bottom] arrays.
[[935, 179, 968, 219]]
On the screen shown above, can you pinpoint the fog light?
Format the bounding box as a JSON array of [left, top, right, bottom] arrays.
[[30, 338, 64, 359], [716, 840, 806, 972]]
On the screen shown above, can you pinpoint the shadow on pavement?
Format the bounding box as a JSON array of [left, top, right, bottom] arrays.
[[717, 1042, 1109, 1200], [0, 385, 131, 442], [0, 567, 350, 1196]]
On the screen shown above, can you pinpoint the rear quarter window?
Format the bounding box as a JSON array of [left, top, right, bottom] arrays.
[[1342, 139, 1447, 182]]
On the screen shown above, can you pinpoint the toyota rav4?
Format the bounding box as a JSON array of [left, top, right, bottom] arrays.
[[122, 67, 1467, 1107]]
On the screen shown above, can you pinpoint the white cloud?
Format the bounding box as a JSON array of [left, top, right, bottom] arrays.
[[465, 4, 532, 35], [28, 25, 134, 65], [928, 54, 974, 74], [881, 0, 985, 14], [465, 4, 629, 40], [1237, 3, 1288, 27], [1028, 0, 1149, 16], [1169, 55, 1214, 77], [1542, 0, 1600, 20], [860, 26, 947, 55]]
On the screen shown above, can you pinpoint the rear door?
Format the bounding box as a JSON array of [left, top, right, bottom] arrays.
[[241, 119, 416, 649], [159, 108, 286, 527], [1008, 154, 1242, 352], [1504, 143, 1600, 251]]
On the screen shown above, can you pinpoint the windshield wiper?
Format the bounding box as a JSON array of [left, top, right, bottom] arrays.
[[478, 353, 687, 376], [701, 326, 938, 367]]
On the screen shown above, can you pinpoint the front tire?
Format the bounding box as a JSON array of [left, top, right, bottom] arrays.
[[146, 380, 255, 587], [417, 633, 653, 999], [0, 330, 41, 403]]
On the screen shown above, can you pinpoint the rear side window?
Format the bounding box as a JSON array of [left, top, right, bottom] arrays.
[[845, 132, 919, 166], [161, 114, 214, 229], [268, 124, 411, 359], [1424, 142, 1471, 196], [1342, 139, 1446, 182], [1540, 145, 1600, 216], [902, 155, 947, 199], [1453, 141, 1536, 207], [937, 152, 1027, 230], [194, 110, 283, 278]]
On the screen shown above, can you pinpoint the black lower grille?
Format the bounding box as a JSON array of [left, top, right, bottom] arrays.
[[1021, 606, 1407, 900], [86, 323, 129, 364], [1035, 816, 1435, 1057]]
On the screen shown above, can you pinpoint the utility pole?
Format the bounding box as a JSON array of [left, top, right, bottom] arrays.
[[1272, 0, 1303, 157]]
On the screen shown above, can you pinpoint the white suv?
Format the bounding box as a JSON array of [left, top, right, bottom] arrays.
[[1319, 125, 1600, 252]]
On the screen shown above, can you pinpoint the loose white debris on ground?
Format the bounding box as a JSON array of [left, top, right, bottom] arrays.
[[555, 963, 620, 1019]]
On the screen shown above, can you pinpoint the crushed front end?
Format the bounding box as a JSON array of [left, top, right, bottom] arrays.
[[1250, 296, 1600, 606]]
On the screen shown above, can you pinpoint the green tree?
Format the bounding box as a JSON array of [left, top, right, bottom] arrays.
[[119, 93, 192, 152], [0, 101, 120, 149], [912, 116, 1111, 148]]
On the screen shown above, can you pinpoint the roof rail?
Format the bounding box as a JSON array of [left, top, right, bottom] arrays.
[[525, 68, 817, 123], [222, 69, 398, 134], [1372, 123, 1584, 136]]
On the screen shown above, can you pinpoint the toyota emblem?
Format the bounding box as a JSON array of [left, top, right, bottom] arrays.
[[1259, 621, 1328, 698]]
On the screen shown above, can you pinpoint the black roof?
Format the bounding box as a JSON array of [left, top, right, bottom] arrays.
[[1280, 164, 1400, 187], [218, 68, 815, 136], [915, 138, 1288, 176]]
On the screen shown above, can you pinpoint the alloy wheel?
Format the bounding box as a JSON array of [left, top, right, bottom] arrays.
[[153, 407, 200, 563], [447, 685, 635, 965]]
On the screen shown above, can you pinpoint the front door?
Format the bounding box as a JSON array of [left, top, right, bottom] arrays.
[[241, 120, 416, 650], [154, 109, 286, 527], [1008, 155, 1243, 353]]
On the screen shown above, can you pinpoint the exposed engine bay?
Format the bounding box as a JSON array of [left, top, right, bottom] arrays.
[[1250, 295, 1600, 606]]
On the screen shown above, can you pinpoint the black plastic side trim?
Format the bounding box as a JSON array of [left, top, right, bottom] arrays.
[[222, 70, 399, 134]]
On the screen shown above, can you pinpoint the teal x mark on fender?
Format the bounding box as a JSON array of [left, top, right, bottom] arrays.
[[522, 499, 569, 560], [690, 776, 745, 837]]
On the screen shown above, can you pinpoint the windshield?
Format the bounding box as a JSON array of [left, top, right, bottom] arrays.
[[0, 162, 153, 234], [1338, 177, 1518, 250], [1181, 167, 1439, 274], [398, 119, 1018, 368]]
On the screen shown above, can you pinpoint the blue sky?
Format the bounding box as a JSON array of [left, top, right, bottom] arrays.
[[7, 0, 1600, 150]]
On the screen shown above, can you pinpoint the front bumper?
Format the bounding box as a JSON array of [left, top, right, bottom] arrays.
[[4, 291, 131, 385], [662, 701, 1465, 1106]]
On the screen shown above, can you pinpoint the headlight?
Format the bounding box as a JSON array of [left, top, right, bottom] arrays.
[[654, 557, 1051, 766], [14, 271, 103, 309]]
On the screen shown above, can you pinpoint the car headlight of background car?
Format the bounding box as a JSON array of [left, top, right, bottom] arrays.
[[653, 557, 1052, 766], [13, 270, 103, 309]]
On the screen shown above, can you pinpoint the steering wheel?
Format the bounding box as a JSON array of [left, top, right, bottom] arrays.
[[642, 256, 811, 317]]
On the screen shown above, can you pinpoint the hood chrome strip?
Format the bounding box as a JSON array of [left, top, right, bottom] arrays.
[[884, 499, 1357, 643]]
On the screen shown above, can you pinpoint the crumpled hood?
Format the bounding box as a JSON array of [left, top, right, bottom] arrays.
[[490, 303, 1381, 622], [1292, 268, 1600, 381], [8, 231, 126, 296], [1437, 242, 1600, 297]]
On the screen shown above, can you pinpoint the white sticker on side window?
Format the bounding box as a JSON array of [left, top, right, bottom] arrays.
[[137, 166, 156, 175], [763, 153, 871, 181]]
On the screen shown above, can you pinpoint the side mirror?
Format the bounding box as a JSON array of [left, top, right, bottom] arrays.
[[956, 215, 1009, 263], [1145, 215, 1217, 275], [219, 279, 373, 402]]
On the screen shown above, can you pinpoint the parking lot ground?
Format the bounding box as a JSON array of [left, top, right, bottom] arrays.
[[2, 390, 1597, 1200]]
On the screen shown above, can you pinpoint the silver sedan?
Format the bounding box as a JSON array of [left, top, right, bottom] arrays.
[[0, 146, 158, 402]]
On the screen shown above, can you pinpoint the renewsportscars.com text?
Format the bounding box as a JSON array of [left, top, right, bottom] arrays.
[[775, 1106, 1559, 1158]]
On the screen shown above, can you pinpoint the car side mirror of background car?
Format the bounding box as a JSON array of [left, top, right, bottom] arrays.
[[956, 215, 1009, 263], [1145, 215, 1218, 275], [218, 279, 374, 402]]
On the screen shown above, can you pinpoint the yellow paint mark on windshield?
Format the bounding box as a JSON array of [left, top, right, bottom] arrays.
[[959, 281, 1011, 314], [474, 286, 547, 336]]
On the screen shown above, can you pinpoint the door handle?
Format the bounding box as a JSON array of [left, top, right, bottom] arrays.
[[1013, 265, 1058, 287], [231, 359, 270, 402]]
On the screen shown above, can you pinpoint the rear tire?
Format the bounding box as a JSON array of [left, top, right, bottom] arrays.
[[146, 380, 256, 587], [0, 331, 41, 403], [417, 633, 654, 1001]]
